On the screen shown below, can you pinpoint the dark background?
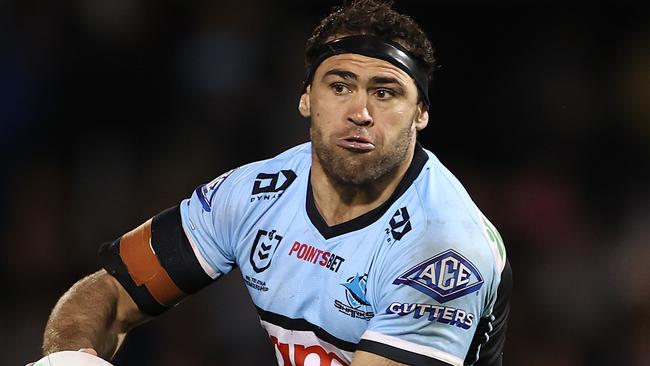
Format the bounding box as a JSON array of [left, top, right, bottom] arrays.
[[2, 1, 649, 365]]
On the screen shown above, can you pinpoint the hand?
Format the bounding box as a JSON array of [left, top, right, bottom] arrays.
[[25, 348, 99, 366], [78, 348, 99, 356]]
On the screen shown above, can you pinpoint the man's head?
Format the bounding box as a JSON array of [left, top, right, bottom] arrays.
[[304, 0, 436, 92], [299, 0, 434, 187]]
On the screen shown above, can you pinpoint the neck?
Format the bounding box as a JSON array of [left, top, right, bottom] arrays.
[[310, 146, 415, 227]]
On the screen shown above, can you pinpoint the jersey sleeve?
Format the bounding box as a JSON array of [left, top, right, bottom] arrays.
[[358, 223, 509, 366], [99, 168, 242, 316], [465, 258, 512, 366], [178, 168, 240, 279]]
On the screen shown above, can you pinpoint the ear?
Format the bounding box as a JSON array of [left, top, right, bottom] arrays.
[[414, 102, 429, 131], [298, 86, 311, 118]]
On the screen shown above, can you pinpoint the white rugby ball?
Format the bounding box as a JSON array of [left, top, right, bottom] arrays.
[[33, 351, 114, 366]]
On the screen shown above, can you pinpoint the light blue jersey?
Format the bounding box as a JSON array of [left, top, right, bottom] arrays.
[[178, 142, 508, 366]]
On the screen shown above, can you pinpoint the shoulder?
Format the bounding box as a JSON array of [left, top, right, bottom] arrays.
[[179, 142, 312, 263], [218, 142, 311, 188], [413, 148, 484, 226], [195, 142, 312, 207], [378, 147, 507, 292], [414, 148, 505, 265]]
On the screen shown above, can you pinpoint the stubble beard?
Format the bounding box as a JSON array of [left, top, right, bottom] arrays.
[[311, 123, 415, 187]]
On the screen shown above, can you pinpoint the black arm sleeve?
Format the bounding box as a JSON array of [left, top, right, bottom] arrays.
[[99, 205, 215, 316], [465, 258, 513, 366], [149, 205, 215, 293]]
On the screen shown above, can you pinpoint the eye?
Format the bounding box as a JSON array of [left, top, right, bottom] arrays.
[[331, 83, 351, 95], [374, 89, 395, 100]]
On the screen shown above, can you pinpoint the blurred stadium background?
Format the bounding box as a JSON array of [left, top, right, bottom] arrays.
[[1, 0, 649, 365]]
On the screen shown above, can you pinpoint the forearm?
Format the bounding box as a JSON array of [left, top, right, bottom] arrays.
[[351, 351, 407, 366], [42, 270, 138, 359]]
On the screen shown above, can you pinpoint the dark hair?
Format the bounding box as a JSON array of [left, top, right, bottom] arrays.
[[305, 0, 436, 80]]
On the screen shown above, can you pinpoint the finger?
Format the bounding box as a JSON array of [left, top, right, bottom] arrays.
[[78, 348, 99, 356]]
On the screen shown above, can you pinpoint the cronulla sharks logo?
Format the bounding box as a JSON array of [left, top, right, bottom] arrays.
[[393, 249, 483, 303], [334, 273, 374, 320], [343, 273, 370, 308]]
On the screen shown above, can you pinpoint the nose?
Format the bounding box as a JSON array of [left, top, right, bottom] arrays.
[[347, 94, 373, 127]]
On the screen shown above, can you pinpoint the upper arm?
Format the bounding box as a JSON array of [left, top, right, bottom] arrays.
[[99, 205, 218, 316], [98, 168, 243, 316]]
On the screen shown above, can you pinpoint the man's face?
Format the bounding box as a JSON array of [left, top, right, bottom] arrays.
[[300, 53, 428, 186]]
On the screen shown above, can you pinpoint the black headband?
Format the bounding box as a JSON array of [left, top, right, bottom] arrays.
[[304, 35, 430, 107]]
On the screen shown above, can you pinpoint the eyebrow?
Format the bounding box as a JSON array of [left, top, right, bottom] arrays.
[[323, 69, 358, 80], [368, 75, 405, 87], [322, 69, 405, 88]]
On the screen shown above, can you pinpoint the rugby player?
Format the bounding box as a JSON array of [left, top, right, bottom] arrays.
[[31, 1, 512, 365]]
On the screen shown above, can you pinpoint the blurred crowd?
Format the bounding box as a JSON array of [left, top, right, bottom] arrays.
[[1, 1, 648, 365]]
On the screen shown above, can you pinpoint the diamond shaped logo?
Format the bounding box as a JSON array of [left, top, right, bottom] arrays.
[[393, 249, 483, 303]]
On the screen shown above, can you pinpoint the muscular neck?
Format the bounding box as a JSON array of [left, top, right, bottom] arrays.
[[310, 145, 415, 227]]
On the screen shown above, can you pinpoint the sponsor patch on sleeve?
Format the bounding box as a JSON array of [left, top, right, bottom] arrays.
[[195, 169, 235, 212], [393, 249, 483, 303], [386, 302, 475, 329]]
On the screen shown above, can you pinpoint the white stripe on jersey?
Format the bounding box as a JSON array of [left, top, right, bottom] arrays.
[[361, 330, 463, 366], [180, 217, 221, 280], [261, 319, 354, 366]]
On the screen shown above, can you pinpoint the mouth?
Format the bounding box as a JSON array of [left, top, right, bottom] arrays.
[[336, 135, 376, 153]]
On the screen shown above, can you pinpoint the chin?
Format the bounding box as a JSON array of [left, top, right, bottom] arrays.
[[328, 160, 390, 187], [332, 172, 374, 186]]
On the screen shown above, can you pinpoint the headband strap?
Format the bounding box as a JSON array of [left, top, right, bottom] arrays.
[[304, 35, 430, 107]]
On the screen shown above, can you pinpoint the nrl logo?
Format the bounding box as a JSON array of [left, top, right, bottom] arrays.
[[250, 229, 283, 273], [393, 249, 483, 303]]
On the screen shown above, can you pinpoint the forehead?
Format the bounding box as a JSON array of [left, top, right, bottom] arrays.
[[315, 53, 414, 85]]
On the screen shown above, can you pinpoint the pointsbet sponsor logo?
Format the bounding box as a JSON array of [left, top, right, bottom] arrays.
[[387, 302, 475, 329], [288, 241, 345, 273]]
